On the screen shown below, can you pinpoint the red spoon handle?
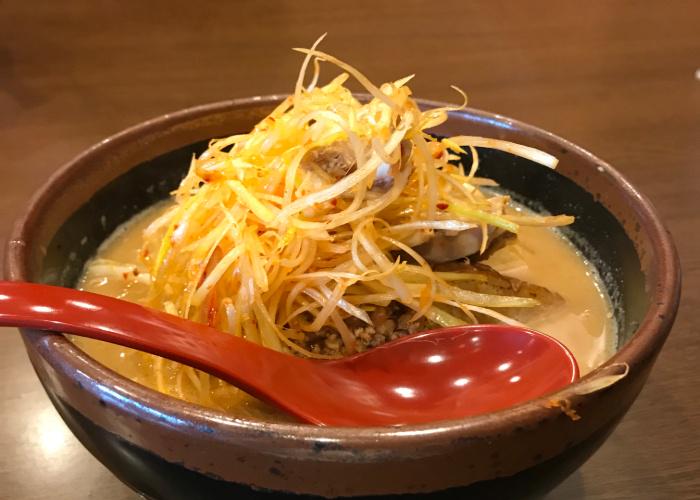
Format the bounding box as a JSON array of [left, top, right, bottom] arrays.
[[0, 281, 306, 399]]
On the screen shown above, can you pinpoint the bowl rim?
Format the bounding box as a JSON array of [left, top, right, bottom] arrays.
[[5, 95, 681, 448]]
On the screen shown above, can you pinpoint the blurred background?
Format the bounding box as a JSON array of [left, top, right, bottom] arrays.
[[1, 1, 698, 498]]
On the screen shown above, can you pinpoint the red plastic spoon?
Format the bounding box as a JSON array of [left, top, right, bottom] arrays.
[[0, 281, 578, 426]]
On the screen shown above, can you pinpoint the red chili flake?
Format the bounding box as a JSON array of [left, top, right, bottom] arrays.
[[198, 271, 208, 287], [200, 171, 223, 183], [122, 272, 129, 280], [330, 198, 337, 207], [132, 268, 139, 277], [207, 305, 217, 326], [207, 291, 218, 326], [142, 248, 150, 258], [436, 202, 449, 210]]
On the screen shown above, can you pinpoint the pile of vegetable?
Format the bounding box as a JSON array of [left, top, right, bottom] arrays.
[[139, 35, 573, 359]]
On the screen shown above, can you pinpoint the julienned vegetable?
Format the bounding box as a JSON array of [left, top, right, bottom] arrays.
[[129, 35, 574, 360]]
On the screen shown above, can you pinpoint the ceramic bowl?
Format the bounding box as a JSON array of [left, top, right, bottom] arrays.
[[5, 96, 680, 499]]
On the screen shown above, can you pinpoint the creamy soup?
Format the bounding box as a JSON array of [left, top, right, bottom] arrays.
[[73, 201, 617, 420]]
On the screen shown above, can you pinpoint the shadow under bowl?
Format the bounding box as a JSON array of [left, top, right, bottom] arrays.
[[5, 96, 681, 499]]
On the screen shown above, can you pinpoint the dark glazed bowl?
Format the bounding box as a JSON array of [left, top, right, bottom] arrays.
[[6, 96, 680, 499]]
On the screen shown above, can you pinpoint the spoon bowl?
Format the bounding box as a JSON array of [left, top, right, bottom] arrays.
[[319, 325, 579, 426], [0, 281, 578, 426]]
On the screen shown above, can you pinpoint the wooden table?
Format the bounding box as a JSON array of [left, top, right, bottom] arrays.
[[1, 2, 698, 498]]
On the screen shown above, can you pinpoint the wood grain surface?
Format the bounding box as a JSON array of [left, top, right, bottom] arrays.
[[1, 1, 698, 498]]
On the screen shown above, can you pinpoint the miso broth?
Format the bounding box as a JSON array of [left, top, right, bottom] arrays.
[[74, 201, 617, 420]]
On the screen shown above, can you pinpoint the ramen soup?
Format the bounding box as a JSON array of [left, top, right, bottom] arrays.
[[72, 39, 617, 421], [74, 201, 616, 420]]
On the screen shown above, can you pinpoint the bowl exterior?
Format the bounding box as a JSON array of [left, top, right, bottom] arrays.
[[6, 97, 681, 498]]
